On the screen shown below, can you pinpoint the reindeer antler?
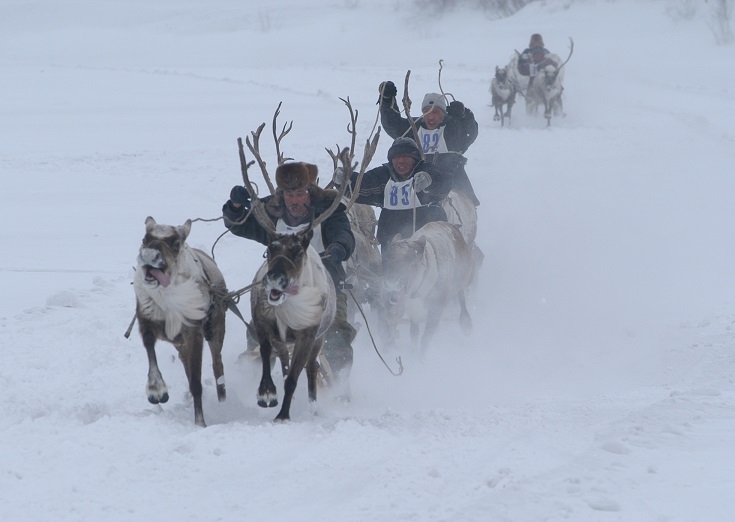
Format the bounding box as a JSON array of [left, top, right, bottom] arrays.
[[312, 127, 380, 230], [243, 102, 295, 197], [244, 123, 276, 196], [557, 37, 575, 72], [237, 137, 278, 234], [401, 70, 426, 161], [272, 101, 294, 166], [325, 96, 359, 190], [324, 96, 381, 210], [437, 59, 455, 103]]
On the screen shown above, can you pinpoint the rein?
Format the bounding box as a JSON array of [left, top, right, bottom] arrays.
[[347, 289, 403, 377]]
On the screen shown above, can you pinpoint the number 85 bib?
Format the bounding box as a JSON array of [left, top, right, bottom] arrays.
[[384, 178, 422, 210]]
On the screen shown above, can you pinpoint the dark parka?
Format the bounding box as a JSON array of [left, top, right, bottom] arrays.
[[343, 158, 451, 249], [379, 94, 480, 205], [222, 187, 355, 284]]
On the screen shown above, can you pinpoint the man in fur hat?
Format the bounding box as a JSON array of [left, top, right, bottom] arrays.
[[222, 162, 356, 393], [376, 83, 480, 207], [333, 137, 450, 256]]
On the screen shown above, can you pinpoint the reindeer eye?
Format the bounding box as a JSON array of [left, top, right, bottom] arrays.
[[173, 240, 181, 250]]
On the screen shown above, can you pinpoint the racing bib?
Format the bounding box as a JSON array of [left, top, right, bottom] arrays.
[[384, 178, 421, 210], [418, 127, 449, 154]]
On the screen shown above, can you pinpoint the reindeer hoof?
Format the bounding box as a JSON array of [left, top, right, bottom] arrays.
[[257, 397, 278, 408], [257, 394, 278, 408], [216, 383, 226, 402], [493, 114, 500, 121], [147, 391, 169, 404]]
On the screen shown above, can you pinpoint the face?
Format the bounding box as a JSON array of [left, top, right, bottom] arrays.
[[391, 154, 418, 179], [422, 106, 445, 130], [283, 188, 311, 219]]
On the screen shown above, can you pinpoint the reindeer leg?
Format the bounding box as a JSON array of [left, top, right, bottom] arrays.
[[176, 331, 206, 427], [257, 335, 279, 408], [493, 104, 500, 121], [458, 290, 472, 335], [206, 305, 226, 403], [410, 319, 421, 347], [275, 328, 317, 422], [141, 327, 169, 406], [420, 301, 444, 352], [306, 338, 323, 402], [505, 98, 514, 119], [272, 340, 290, 378]]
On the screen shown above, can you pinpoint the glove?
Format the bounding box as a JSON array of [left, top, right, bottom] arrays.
[[325, 243, 347, 264], [332, 167, 346, 186], [322, 243, 347, 279], [379, 81, 397, 98], [229, 185, 251, 209], [412, 171, 432, 193], [447, 101, 466, 118]]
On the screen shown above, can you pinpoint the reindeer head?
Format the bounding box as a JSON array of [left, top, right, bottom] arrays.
[[382, 233, 427, 307], [137, 216, 191, 288], [261, 230, 313, 306], [495, 66, 508, 82], [541, 64, 559, 87]]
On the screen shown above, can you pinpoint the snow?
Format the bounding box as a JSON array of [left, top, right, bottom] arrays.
[[2, 0, 735, 520]]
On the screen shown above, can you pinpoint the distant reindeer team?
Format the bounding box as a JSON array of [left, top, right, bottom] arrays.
[[492, 35, 574, 127]]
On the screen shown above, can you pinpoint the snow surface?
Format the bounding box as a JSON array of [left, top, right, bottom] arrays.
[[2, 0, 735, 520]]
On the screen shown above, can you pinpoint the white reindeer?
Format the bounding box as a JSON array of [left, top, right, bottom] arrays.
[[490, 66, 516, 127], [382, 221, 474, 351], [525, 38, 574, 126], [527, 61, 566, 125]]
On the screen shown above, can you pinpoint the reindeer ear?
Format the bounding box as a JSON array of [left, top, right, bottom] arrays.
[[178, 219, 192, 240], [145, 216, 156, 231], [391, 233, 402, 244], [414, 236, 427, 256]]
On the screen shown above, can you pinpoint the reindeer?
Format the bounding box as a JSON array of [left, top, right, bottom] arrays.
[[527, 62, 566, 125], [133, 217, 227, 427], [236, 105, 379, 421], [382, 221, 473, 351], [490, 66, 516, 127], [525, 37, 574, 127]]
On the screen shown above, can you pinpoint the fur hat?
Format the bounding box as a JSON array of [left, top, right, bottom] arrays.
[[387, 137, 422, 163], [267, 162, 338, 218], [421, 93, 447, 113], [529, 33, 545, 49], [275, 162, 318, 191]]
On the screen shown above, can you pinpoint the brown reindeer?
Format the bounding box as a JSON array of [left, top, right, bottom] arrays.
[[133, 217, 227, 427], [238, 131, 377, 420], [382, 221, 473, 351]]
